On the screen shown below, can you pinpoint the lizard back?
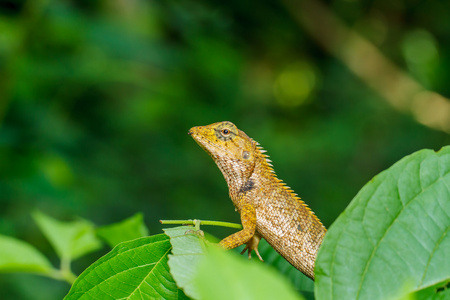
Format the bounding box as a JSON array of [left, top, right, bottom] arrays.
[[250, 160, 326, 279]]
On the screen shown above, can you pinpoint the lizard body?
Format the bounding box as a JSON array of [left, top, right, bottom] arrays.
[[188, 121, 326, 280]]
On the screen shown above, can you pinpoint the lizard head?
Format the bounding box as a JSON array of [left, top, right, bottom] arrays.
[[188, 121, 257, 184]]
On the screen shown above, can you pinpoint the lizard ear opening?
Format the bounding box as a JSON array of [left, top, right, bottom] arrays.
[[242, 150, 251, 160]]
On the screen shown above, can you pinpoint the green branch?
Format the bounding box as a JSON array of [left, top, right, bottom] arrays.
[[160, 219, 242, 230]]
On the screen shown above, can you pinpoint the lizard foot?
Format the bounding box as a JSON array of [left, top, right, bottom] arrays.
[[240, 234, 264, 261]]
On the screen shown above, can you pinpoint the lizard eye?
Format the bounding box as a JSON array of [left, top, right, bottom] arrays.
[[215, 126, 234, 141]]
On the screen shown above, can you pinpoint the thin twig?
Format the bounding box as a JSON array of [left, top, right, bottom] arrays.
[[160, 219, 242, 229]]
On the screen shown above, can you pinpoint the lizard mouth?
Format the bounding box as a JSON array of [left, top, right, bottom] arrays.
[[188, 126, 237, 159]]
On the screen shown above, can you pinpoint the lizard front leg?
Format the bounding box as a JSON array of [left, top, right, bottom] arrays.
[[219, 202, 256, 249]]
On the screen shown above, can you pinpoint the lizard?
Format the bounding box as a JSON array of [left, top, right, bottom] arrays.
[[188, 121, 326, 280]]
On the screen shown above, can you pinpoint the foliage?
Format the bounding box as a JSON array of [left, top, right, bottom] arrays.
[[0, 213, 148, 286], [96, 212, 148, 248], [315, 146, 450, 299], [195, 246, 304, 300], [33, 211, 101, 263], [164, 226, 207, 299], [0, 235, 52, 275], [1, 146, 448, 299], [64, 234, 187, 300]]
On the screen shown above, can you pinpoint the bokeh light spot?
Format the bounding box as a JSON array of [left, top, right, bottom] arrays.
[[39, 155, 74, 187], [402, 30, 438, 66], [273, 62, 317, 108]]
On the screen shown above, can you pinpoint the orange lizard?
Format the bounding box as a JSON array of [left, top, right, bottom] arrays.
[[189, 121, 326, 280]]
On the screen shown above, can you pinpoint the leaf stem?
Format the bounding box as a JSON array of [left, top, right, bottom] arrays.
[[160, 219, 242, 230], [59, 255, 77, 284], [45, 267, 77, 285]]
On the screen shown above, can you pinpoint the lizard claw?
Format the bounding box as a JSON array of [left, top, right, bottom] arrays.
[[240, 245, 264, 261], [240, 234, 264, 261], [240, 245, 250, 257]]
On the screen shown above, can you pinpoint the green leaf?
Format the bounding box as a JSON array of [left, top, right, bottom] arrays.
[[33, 211, 102, 261], [64, 234, 187, 300], [316, 146, 450, 300], [407, 278, 450, 300], [249, 239, 314, 295], [164, 226, 207, 299], [195, 246, 305, 300], [0, 235, 53, 275], [96, 213, 149, 248]]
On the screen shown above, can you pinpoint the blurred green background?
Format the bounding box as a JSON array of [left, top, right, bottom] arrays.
[[1, 0, 449, 298]]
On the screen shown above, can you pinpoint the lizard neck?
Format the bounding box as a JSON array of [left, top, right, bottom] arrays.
[[226, 143, 275, 207]]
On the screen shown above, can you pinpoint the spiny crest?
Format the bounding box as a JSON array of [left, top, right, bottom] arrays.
[[256, 145, 275, 174], [254, 143, 324, 223]]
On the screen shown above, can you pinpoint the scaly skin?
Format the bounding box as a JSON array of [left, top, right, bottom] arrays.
[[188, 121, 326, 280]]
